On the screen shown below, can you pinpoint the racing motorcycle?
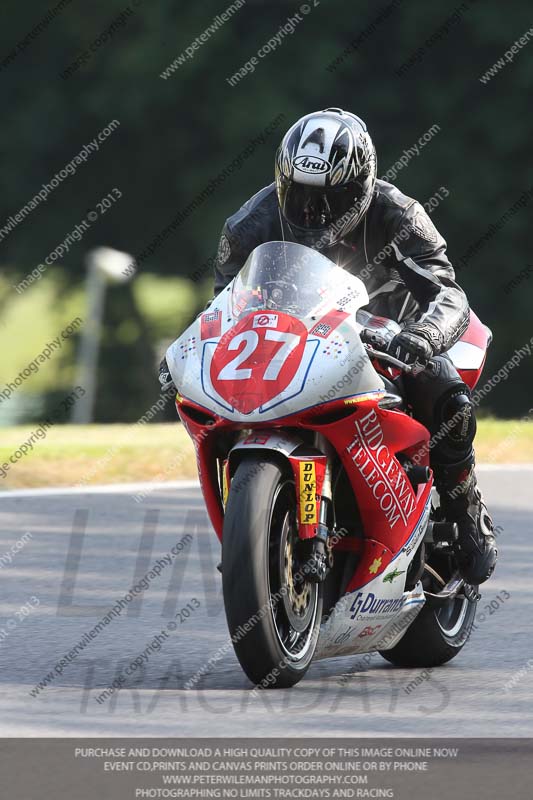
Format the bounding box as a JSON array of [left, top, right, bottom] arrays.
[[166, 241, 490, 688]]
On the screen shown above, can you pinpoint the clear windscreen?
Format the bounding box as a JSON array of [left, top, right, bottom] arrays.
[[231, 241, 368, 320]]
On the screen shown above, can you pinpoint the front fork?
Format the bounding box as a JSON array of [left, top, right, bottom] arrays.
[[316, 454, 333, 548], [288, 434, 335, 582]]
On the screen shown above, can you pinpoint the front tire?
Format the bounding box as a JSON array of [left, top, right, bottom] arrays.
[[222, 455, 322, 688]]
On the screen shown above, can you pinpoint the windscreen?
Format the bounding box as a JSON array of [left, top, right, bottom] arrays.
[[231, 241, 368, 321]]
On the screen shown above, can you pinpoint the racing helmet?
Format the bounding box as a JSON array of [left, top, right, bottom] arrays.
[[275, 108, 377, 250]]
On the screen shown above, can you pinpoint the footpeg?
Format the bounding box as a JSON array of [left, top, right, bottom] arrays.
[[424, 572, 464, 606], [405, 464, 431, 488], [463, 584, 481, 602]]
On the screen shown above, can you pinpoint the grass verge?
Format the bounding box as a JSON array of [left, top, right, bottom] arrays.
[[0, 418, 531, 490]]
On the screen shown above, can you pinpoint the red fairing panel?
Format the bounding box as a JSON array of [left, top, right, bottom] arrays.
[[314, 398, 432, 588], [449, 310, 491, 390], [461, 310, 490, 348], [176, 403, 225, 542]]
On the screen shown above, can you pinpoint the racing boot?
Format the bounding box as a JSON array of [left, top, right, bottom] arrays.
[[435, 454, 497, 585]]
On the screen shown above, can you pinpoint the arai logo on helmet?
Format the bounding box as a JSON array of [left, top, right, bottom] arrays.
[[293, 155, 331, 174]]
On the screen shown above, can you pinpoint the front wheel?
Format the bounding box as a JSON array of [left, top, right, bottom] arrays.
[[222, 455, 322, 688]]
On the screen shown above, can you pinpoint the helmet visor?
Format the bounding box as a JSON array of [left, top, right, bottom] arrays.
[[277, 176, 359, 232], [278, 175, 372, 232]]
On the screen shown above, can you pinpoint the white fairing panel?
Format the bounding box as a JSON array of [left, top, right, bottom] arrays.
[[314, 496, 431, 659], [167, 261, 385, 423], [314, 581, 426, 660], [447, 340, 486, 370]]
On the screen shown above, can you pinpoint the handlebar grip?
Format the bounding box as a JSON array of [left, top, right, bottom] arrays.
[[363, 343, 419, 374]]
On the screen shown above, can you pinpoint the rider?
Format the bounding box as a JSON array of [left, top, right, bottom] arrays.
[[162, 108, 497, 585]]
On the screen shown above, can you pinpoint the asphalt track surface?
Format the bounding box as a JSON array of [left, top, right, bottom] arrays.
[[0, 466, 532, 737]]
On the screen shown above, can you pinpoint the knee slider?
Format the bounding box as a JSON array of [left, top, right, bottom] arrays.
[[438, 390, 476, 450]]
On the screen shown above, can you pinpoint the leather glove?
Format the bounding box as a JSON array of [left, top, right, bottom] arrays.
[[158, 356, 175, 392], [388, 327, 435, 368]]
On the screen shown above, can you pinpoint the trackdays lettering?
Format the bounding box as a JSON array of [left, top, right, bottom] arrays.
[[349, 591, 403, 620], [347, 409, 416, 529]]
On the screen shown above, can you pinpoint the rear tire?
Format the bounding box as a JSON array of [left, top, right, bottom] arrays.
[[222, 454, 322, 688], [380, 556, 477, 668]]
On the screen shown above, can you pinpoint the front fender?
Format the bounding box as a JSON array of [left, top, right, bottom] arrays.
[[228, 430, 306, 470], [228, 431, 328, 541]]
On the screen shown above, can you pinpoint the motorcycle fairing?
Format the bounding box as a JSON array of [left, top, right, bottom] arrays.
[[167, 274, 384, 424], [449, 310, 491, 390], [169, 241, 493, 671], [314, 579, 426, 660]]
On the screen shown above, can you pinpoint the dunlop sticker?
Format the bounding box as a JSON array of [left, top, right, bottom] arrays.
[[299, 461, 317, 524]]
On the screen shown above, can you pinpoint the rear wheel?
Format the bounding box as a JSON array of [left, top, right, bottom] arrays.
[[222, 455, 322, 688], [380, 553, 477, 668]]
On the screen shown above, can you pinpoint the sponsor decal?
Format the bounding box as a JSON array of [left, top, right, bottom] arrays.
[[358, 624, 382, 638], [310, 309, 349, 339], [216, 233, 232, 266], [334, 627, 354, 645], [299, 461, 317, 524], [402, 499, 431, 556], [336, 285, 363, 310], [290, 456, 326, 539], [253, 313, 279, 329], [349, 591, 404, 621], [383, 567, 406, 584], [313, 322, 332, 337], [200, 309, 222, 340], [368, 557, 383, 575], [179, 335, 197, 360], [344, 391, 386, 406], [243, 433, 270, 445], [407, 212, 439, 244], [347, 409, 417, 530], [322, 333, 347, 359], [210, 311, 307, 414], [293, 155, 331, 174]]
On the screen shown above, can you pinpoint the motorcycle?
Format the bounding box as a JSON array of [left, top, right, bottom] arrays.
[[166, 241, 491, 688]]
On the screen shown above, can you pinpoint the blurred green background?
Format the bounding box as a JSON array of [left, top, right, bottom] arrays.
[[0, 0, 531, 424]]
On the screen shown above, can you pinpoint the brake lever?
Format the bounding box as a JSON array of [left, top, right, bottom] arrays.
[[363, 343, 425, 375]]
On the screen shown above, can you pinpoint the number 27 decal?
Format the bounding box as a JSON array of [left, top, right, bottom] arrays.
[[217, 329, 300, 381], [210, 312, 308, 414]]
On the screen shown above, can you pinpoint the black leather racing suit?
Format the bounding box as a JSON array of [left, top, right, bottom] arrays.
[[210, 178, 497, 584], [214, 179, 476, 489], [215, 180, 469, 354]]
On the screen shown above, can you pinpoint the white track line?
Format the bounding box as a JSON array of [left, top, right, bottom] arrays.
[[476, 463, 533, 471], [1, 465, 532, 499], [0, 480, 200, 499]]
